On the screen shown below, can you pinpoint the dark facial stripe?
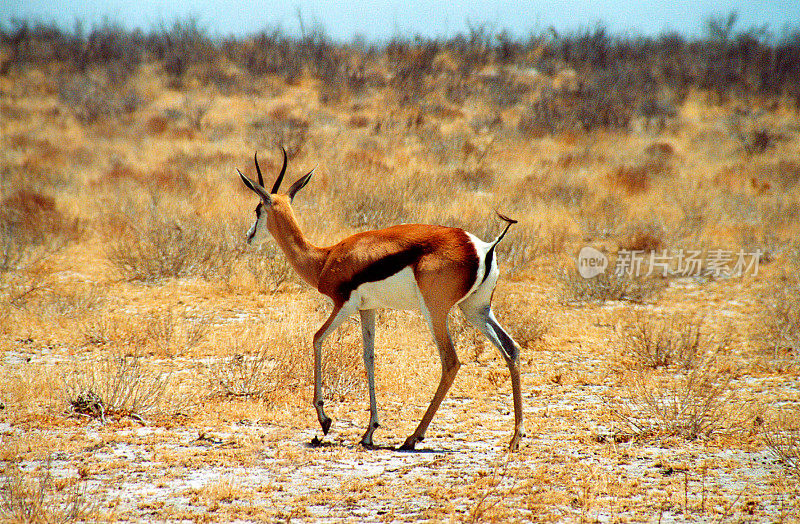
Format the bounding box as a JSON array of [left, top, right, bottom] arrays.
[[246, 203, 263, 243]]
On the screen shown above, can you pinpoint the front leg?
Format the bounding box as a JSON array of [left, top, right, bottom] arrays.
[[359, 309, 380, 447], [312, 301, 355, 439]]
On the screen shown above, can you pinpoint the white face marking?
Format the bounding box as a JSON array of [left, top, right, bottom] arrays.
[[246, 203, 266, 244]]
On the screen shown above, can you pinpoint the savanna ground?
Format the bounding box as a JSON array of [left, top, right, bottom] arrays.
[[1, 15, 800, 522]]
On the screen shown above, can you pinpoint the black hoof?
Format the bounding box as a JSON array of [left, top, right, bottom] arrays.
[[321, 417, 332, 435], [310, 436, 323, 447], [399, 435, 423, 451]]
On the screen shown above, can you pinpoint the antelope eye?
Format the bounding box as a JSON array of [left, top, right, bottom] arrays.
[[254, 203, 262, 217]]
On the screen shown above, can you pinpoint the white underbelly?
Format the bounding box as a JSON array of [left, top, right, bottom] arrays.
[[355, 266, 421, 311]]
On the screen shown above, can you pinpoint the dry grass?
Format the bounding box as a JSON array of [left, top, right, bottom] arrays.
[[764, 408, 800, 477], [106, 208, 243, 283], [608, 369, 734, 440], [1, 18, 799, 522], [619, 313, 724, 370], [0, 459, 94, 523], [757, 275, 800, 368], [61, 354, 173, 422], [557, 268, 665, 304], [207, 327, 304, 401]]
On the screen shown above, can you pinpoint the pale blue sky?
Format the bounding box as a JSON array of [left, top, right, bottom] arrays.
[[3, 0, 799, 41]]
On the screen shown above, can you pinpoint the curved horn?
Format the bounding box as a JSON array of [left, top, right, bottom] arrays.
[[271, 147, 288, 194], [254, 152, 264, 187]]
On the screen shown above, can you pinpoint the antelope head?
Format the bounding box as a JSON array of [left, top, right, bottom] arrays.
[[237, 148, 314, 245]]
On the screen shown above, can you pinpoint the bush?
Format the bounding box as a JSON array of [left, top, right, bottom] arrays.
[[620, 314, 715, 369], [62, 355, 171, 422], [0, 459, 94, 523], [608, 369, 733, 440], [558, 268, 664, 304], [764, 408, 800, 476], [208, 331, 301, 401], [107, 210, 244, 283]]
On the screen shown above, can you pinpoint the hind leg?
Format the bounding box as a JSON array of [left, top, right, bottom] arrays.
[[460, 301, 525, 450]]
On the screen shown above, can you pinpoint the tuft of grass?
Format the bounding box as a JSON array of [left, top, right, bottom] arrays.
[[558, 268, 664, 304], [620, 313, 720, 370], [242, 244, 296, 294], [79, 310, 208, 357], [62, 355, 172, 422], [107, 209, 244, 283], [758, 277, 800, 367], [208, 329, 302, 401], [492, 295, 549, 350], [0, 459, 94, 523], [764, 408, 800, 477], [208, 322, 363, 403], [608, 369, 733, 440]]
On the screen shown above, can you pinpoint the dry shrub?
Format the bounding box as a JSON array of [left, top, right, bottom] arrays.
[[764, 408, 800, 476], [247, 115, 308, 158], [453, 166, 495, 191], [208, 322, 363, 403], [537, 225, 568, 256], [241, 244, 296, 294], [754, 274, 800, 369], [80, 309, 208, 357], [96, 162, 194, 194], [1, 282, 105, 329], [576, 195, 627, 241], [318, 322, 366, 401], [558, 268, 664, 304], [608, 369, 733, 440], [348, 114, 370, 128], [140, 310, 209, 357], [607, 164, 651, 194], [642, 142, 676, 160], [493, 295, 548, 350], [0, 189, 78, 272], [619, 313, 723, 369], [107, 210, 243, 283], [343, 149, 392, 176], [338, 191, 409, 229], [208, 327, 303, 401], [0, 459, 94, 523], [468, 456, 520, 523], [196, 476, 248, 510], [481, 224, 541, 277], [619, 226, 665, 253], [607, 147, 675, 195], [62, 355, 172, 422]]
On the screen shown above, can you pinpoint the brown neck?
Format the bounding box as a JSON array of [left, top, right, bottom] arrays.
[[268, 206, 327, 289]]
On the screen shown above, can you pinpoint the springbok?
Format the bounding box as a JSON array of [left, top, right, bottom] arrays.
[[237, 149, 525, 450]]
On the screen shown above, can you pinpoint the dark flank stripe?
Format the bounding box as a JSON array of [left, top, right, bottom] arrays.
[[335, 245, 428, 301], [323, 227, 480, 304]]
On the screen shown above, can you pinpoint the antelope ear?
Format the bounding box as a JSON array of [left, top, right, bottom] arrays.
[[238, 169, 272, 204], [286, 168, 314, 201]]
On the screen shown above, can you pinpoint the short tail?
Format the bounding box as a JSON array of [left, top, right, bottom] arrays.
[[479, 212, 518, 285], [493, 211, 518, 246]]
